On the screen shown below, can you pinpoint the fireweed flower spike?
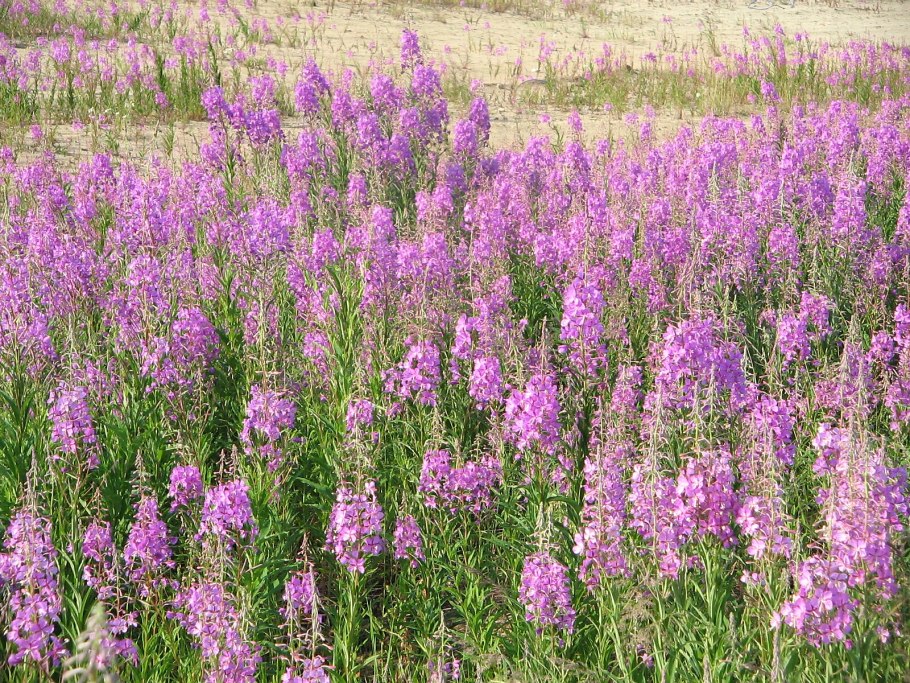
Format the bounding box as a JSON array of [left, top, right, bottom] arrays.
[[240, 385, 297, 470], [393, 515, 425, 568], [123, 495, 176, 595], [559, 274, 607, 377], [0, 511, 67, 669], [171, 581, 261, 683], [81, 521, 139, 666], [519, 551, 576, 635], [282, 657, 332, 683], [384, 338, 442, 410], [505, 371, 562, 456], [418, 449, 503, 516], [325, 481, 385, 573], [197, 480, 259, 550], [168, 464, 204, 512], [573, 431, 630, 588], [282, 558, 330, 682], [48, 383, 99, 468]]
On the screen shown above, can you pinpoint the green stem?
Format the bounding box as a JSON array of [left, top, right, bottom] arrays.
[[335, 571, 363, 681]]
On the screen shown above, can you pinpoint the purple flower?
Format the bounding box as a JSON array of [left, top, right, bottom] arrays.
[[773, 558, 856, 646], [370, 73, 403, 113], [610, 365, 643, 423], [171, 581, 261, 683], [468, 356, 503, 407], [428, 658, 461, 682], [760, 80, 780, 102], [201, 86, 228, 119], [505, 372, 562, 455], [197, 480, 259, 549], [384, 339, 441, 408], [676, 448, 738, 548], [346, 399, 375, 432], [453, 119, 479, 158], [48, 383, 98, 467], [573, 437, 629, 588], [559, 276, 606, 376], [775, 426, 908, 647], [393, 515, 425, 568], [295, 59, 331, 115], [411, 64, 443, 100], [418, 449, 502, 516], [650, 315, 750, 414], [736, 492, 793, 560], [169, 465, 204, 512], [775, 312, 810, 366], [401, 29, 422, 68], [241, 385, 296, 470], [519, 551, 576, 634], [0, 511, 67, 669], [283, 657, 331, 683], [169, 307, 220, 377], [325, 482, 385, 573], [567, 110, 583, 134], [468, 97, 490, 145], [81, 521, 140, 667], [746, 395, 796, 466], [123, 496, 175, 594], [82, 521, 116, 599], [283, 566, 319, 621], [628, 460, 691, 579]]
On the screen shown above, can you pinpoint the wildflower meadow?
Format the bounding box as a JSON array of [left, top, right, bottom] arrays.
[[1, 0, 910, 681]]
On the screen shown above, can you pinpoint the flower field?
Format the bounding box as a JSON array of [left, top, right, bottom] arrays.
[[1, 1, 910, 681]]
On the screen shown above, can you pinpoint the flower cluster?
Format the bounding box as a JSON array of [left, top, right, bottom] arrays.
[[81, 521, 139, 666], [746, 395, 796, 466], [559, 275, 606, 376], [83, 521, 116, 598], [384, 339, 442, 408], [676, 448, 738, 548], [346, 398, 375, 432], [0, 511, 67, 669], [468, 356, 504, 407], [505, 372, 562, 455], [48, 383, 98, 467], [428, 658, 461, 682], [418, 449, 503, 515], [171, 581, 261, 683], [123, 496, 175, 594], [772, 292, 833, 367], [773, 558, 857, 646], [573, 444, 629, 588], [651, 316, 750, 413], [736, 492, 793, 560], [325, 482, 385, 573], [169, 464, 204, 512], [197, 480, 259, 550], [519, 551, 576, 634], [142, 307, 220, 391], [628, 461, 691, 579], [283, 566, 319, 622], [774, 427, 908, 645], [283, 656, 331, 683], [393, 515, 425, 568], [241, 385, 297, 469]]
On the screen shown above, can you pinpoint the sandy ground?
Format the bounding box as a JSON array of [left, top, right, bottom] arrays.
[[285, 0, 910, 78]]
